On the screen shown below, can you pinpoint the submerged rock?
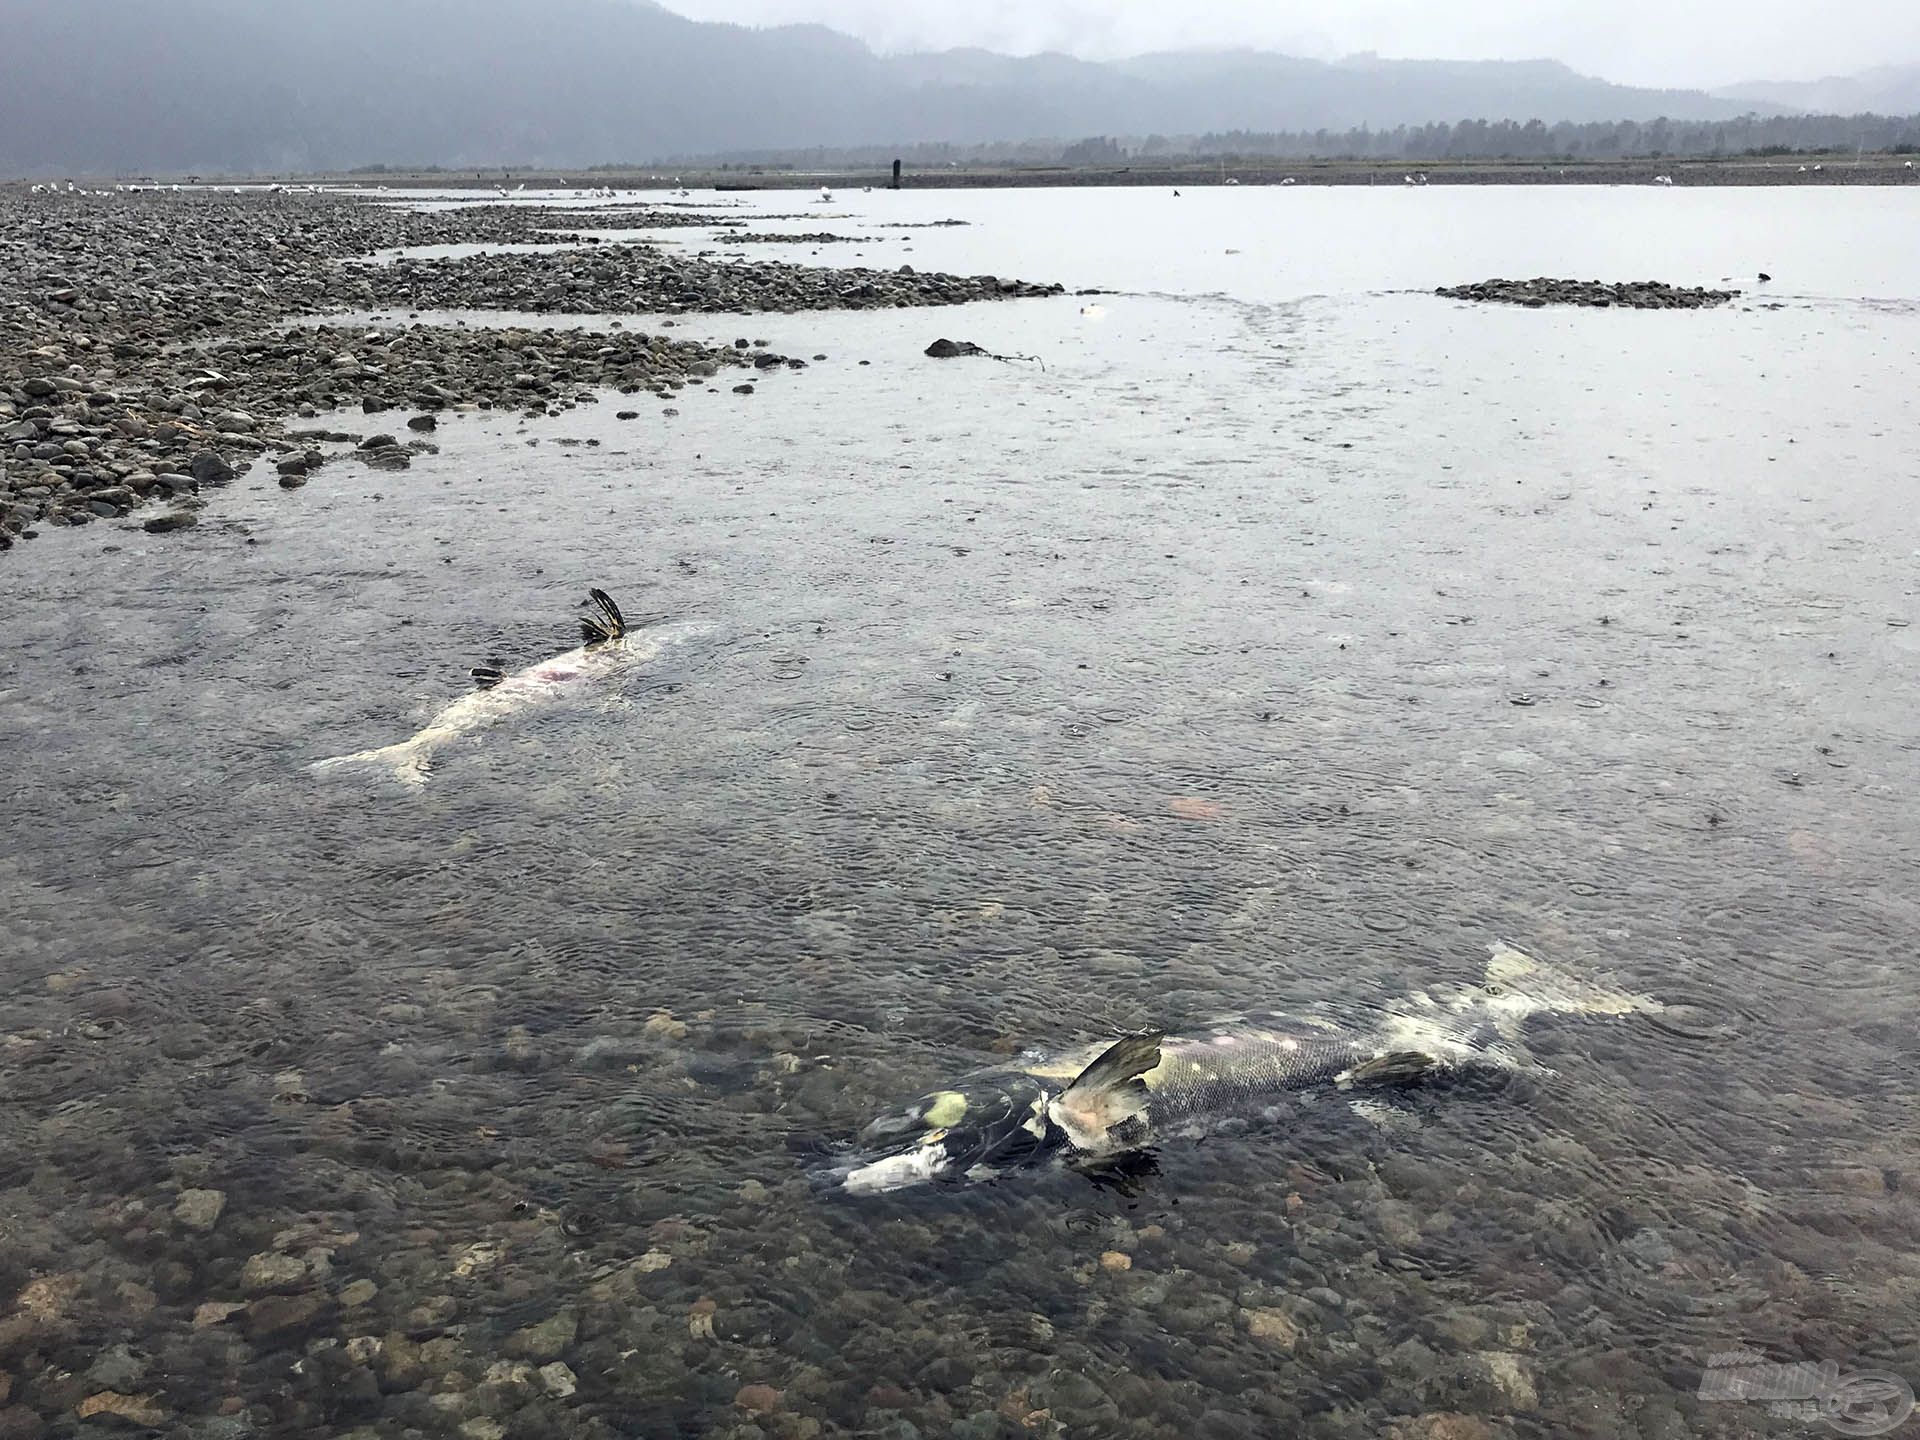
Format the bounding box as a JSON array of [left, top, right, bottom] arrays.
[[76, 1392, 168, 1426], [507, 1309, 578, 1362], [172, 1188, 225, 1232]]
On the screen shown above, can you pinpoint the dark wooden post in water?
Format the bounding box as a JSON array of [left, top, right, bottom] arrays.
[[891, 158, 902, 190]]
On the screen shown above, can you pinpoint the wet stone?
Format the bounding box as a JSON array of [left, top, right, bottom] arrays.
[[246, 1293, 331, 1338], [506, 1309, 577, 1362], [1241, 1306, 1302, 1349], [1388, 1418, 1497, 1440], [1429, 1351, 1539, 1414], [189, 452, 235, 485], [734, 1384, 781, 1414], [240, 1252, 308, 1294], [643, 1012, 689, 1041], [76, 1392, 168, 1426], [173, 1188, 225, 1232], [83, 1344, 150, 1392]]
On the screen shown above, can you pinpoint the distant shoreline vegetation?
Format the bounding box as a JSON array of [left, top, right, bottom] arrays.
[[659, 113, 1920, 170]]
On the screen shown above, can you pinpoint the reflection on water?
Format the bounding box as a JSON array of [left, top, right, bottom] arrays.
[[2, 193, 1918, 1438]]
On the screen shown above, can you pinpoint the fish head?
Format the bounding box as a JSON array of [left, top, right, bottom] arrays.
[[836, 1073, 1060, 1195]]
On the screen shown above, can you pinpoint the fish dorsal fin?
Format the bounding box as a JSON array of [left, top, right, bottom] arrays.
[[1048, 1032, 1163, 1156], [579, 588, 627, 646], [1339, 1050, 1437, 1089], [469, 666, 505, 689]]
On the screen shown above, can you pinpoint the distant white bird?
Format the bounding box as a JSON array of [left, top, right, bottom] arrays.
[[1812, 162, 1824, 172], [818, 186, 834, 202], [1225, 177, 1240, 185], [1654, 174, 1675, 185], [1280, 176, 1296, 185]]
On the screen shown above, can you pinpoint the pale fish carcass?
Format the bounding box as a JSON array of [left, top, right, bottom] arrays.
[[310, 589, 670, 789], [832, 942, 1664, 1194]]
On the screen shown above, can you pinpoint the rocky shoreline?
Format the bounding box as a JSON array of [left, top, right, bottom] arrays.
[[1436, 277, 1741, 309], [377, 248, 1060, 318], [0, 191, 1062, 549], [727, 232, 862, 244]]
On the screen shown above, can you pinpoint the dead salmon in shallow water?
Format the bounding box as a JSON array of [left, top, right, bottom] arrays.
[[310, 589, 681, 788], [831, 942, 1663, 1194]]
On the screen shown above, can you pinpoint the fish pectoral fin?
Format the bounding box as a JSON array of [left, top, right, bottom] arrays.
[[469, 666, 505, 689], [1071, 1147, 1160, 1196], [1050, 1031, 1162, 1153], [1341, 1050, 1438, 1088], [579, 588, 626, 645]]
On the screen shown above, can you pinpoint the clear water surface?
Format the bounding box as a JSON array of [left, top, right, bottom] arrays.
[[2, 186, 1917, 1439]]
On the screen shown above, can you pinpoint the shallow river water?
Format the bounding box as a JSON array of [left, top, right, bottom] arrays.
[[3, 187, 1919, 1439]]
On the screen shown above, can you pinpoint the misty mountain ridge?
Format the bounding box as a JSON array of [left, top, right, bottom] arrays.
[[0, 0, 1880, 176], [1714, 64, 1920, 117]]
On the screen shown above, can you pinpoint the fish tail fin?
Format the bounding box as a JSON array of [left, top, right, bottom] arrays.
[[1048, 1031, 1163, 1156], [579, 588, 625, 645], [1482, 941, 1663, 1041], [310, 741, 431, 790]]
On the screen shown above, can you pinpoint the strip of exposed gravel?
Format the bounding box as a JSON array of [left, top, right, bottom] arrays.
[[1436, 278, 1740, 309], [0, 190, 1061, 549]]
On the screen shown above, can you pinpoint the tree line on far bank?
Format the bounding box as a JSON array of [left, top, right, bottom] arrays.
[[692, 111, 1920, 170]]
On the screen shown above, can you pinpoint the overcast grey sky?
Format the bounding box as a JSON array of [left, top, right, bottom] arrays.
[[653, 0, 1917, 90]]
